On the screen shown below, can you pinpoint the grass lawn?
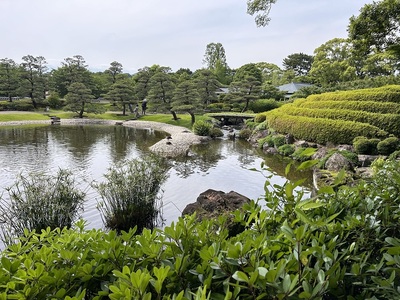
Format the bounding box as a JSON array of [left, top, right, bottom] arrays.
[[0, 110, 212, 130]]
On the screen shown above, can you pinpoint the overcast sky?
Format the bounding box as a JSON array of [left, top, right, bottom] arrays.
[[2, 0, 372, 73]]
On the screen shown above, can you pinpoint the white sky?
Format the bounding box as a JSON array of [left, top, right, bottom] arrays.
[[1, 0, 372, 73]]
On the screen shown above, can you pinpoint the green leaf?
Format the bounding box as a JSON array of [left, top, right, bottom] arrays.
[[296, 160, 318, 171], [232, 271, 249, 283]]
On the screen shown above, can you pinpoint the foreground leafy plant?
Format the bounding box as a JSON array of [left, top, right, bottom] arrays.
[[1, 159, 400, 299]]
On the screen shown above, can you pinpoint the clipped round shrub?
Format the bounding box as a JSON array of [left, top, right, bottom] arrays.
[[254, 113, 267, 123], [377, 137, 399, 155], [273, 134, 286, 148], [210, 127, 224, 138], [249, 99, 280, 113], [239, 128, 252, 140], [353, 137, 378, 155], [278, 144, 295, 156], [192, 120, 213, 136]]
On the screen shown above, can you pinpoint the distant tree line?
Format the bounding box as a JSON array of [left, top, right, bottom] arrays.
[[0, 0, 399, 117]]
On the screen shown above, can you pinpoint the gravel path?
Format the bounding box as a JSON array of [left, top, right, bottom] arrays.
[[0, 118, 209, 157]]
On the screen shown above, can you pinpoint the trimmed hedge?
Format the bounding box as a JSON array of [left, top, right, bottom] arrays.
[[295, 100, 400, 114], [306, 85, 400, 103], [282, 104, 400, 136], [266, 110, 387, 145]]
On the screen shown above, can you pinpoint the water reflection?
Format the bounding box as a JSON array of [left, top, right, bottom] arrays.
[[0, 125, 312, 231]]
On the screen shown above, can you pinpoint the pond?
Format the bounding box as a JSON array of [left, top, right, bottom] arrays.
[[0, 124, 312, 231]]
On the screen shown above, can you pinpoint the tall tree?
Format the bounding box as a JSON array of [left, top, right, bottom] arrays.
[[106, 61, 123, 84], [193, 69, 220, 107], [234, 63, 263, 83], [106, 80, 134, 116], [349, 0, 400, 57], [147, 71, 176, 115], [132, 65, 163, 101], [349, 0, 400, 75], [309, 38, 357, 86], [64, 82, 95, 118], [51, 55, 93, 97], [20, 55, 48, 108], [246, 0, 278, 27], [203, 42, 228, 70], [203, 42, 231, 84], [229, 75, 261, 111], [282, 53, 314, 77], [0, 58, 19, 102], [171, 80, 201, 124]]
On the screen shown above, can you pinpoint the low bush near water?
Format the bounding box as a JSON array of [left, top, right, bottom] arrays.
[[94, 155, 169, 234], [192, 120, 213, 136]]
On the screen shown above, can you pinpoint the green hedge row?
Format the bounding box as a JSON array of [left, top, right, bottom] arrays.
[[306, 85, 400, 103], [266, 110, 387, 144], [282, 104, 400, 136], [0, 100, 35, 111], [295, 99, 400, 114]]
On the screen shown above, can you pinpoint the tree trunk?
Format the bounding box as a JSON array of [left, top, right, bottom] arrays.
[[170, 110, 178, 121], [122, 103, 127, 116], [79, 101, 85, 118], [189, 112, 195, 124], [30, 92, 37, 109]]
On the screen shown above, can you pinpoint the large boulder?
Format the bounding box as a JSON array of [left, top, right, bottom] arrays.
[[182, 189, 250, 221], [324, 152, 355, 172]]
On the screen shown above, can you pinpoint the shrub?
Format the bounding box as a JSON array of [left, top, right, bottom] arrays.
[[258, 135, 274, 149], [244, 120, 257, 129], [249, 99, 280, 113], [273, 134, 286, 148], [254, 113, 267, 123], [94, 155, 169, 234], [278, 144, 295, 156], [0, 169, 85, 246], [210, 127, 224, 138], [192, 120, 213, 136], [2, 160, 400, 298], [255, 121, 267, 131], [353, 136, 379, 155], [283, 104, 400, 136], [297, 100, 400, 114], [377, 137, 399, 155], [266, 110, 388, 145], [238, 128, 252, 140], [0, 99, 35, 111]]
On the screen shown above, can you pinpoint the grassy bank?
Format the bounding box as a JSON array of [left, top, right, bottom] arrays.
[[0, 111, 211, 130]]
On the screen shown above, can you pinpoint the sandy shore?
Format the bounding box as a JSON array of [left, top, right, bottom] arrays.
[[0, 118, 209, 157]]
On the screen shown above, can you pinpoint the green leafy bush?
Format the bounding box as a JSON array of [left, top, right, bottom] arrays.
[[238, 128, 252, 139], [254, 113, 267, 123], [210, 127, 224, 138], [284, 104, 400, 136], [192, 120, 213, 136], [257, 135, 274, 149], [94, 155, 169, 234], [255, 121, 267, 131], [0, 99, 35, 111], [2, 160, 400, 298], [377, 137, 399, 155], [353, 136, 379, 155], [277, 144, 295, 156], [249, 99, 280, 113], [273, 134, 286, 147], [266, 110, 388, 145]]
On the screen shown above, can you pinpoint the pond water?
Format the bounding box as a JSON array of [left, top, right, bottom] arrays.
[[0, 125, 312, 231]]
